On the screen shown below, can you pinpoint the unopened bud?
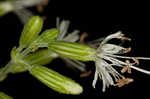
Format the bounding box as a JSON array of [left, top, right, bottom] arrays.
[[19, 16, 43, 48], [30, 65, 83, 95]]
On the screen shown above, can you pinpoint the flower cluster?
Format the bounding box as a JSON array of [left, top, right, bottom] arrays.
[[1, 15, 150, 98], [0, 16, 83, 96]]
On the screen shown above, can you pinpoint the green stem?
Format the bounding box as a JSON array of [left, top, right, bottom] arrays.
[[0, 60, 14, 79]]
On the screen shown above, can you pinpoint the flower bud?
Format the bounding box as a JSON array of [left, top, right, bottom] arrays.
[[29, 29, 59, 50], [35, 28, 59, 44], [0, 1, 13, 16], [48, 41, 96, 61], [30, 65, 83, 95], [19, 16, 43, 48], [0, 92, 13, 99], [23, 49, 58, 65]]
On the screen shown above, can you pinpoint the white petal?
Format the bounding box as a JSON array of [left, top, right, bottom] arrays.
[[102, 44, 126, 54], [100, 31, 124, 46], [63, 30, 80, 42]]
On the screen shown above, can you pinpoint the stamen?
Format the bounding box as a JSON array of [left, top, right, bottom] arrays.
[[120, 37, 131, 41], [132, 57, 139, 65], [114, 77, 134, 87], [126, 60, 132, 74], [123, 47, 131, 53], [79, 32, 88, 43], [121, 60, 131, 74], [80, 70, 92, 78], [121, 65, 128, 73]]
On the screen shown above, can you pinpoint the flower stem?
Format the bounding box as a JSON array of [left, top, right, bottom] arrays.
[[0, 60, 14, 79]]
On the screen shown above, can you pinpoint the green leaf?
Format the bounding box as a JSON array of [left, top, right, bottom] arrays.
[[23, 49, 58, 65], [19, 16, 43, 48], [48, 41, 96, 61], [30, 65, 83, 95], [0, 92, 13, 99]]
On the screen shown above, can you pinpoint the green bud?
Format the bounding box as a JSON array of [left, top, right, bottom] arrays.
[[29, 29, 59, 51], [19, 16, 43, 48], [35, 28, 59, 44], [0, 1, 13, 16], [0, 92, 13, 99], [48, 41, 96, 61], [23, 49, 58, 65], [30, 65, 83, 95]]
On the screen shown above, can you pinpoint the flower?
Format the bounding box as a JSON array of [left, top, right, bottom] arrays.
[[92, 31, 150, 92], [0, 0, 47, 23]]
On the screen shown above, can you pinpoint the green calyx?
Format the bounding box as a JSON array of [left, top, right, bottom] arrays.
[[23, 49, 58, 65], [48, 41, 96, 61], [30, 65, 83, 95]]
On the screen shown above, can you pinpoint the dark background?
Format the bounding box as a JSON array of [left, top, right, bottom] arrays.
[[0, 0, 150, 98]]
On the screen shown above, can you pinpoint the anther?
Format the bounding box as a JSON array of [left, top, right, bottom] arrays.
[[79, 32, 88, 44], [132, 57, 139, 65], [123, 47, 131, 53], [80, 70, 92, 78], [114, 77, 134, 87], [120, 37, 131, 41], [121, 60, 131, 74]]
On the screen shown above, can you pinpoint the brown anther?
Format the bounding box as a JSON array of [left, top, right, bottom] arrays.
[[114, 77, 134, 87], [121, 60, 132, 74], [120, 37, 131, 41], [123, 47, 131, 53], [132, 57, 139, 65], [80, 70, 92, 78], [121, 66, 128, 73], [79, 32, 88, 44], [125, 78, 134, 84], [36, 0, 49, 13], [127, 66, 132, 74]]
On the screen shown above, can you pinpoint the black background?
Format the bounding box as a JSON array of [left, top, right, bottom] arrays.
[[0, 0, 150, 98]]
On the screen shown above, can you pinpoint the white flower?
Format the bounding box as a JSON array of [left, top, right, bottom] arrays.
[[0, 0, 47, 23], [93, 31, 150, 92]]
